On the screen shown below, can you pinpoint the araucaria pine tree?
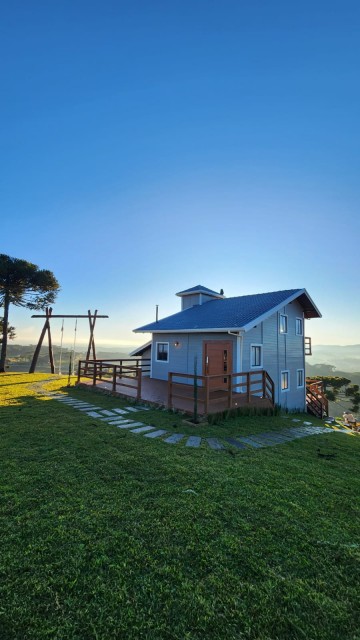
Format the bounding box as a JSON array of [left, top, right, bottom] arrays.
[[0, 254, 60, 373]]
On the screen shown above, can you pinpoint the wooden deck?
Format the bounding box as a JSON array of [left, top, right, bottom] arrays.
[[77, 374, 273, 415]]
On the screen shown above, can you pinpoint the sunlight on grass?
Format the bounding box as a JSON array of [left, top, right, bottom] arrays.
[[0, 373, 359, 640]]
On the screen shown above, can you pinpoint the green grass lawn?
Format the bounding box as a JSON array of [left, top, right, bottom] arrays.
[[1, 374, 359, 640]]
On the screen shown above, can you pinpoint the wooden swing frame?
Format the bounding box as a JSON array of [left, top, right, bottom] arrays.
[[29, 308, 109, 374]]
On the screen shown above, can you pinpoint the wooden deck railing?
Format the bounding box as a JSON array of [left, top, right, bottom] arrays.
[[306, 379, 328, 418], [168, 370, 275, 414], [77, 358, 150, 401]]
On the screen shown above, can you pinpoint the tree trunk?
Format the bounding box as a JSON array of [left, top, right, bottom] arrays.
[[0, 292, 10, 373]]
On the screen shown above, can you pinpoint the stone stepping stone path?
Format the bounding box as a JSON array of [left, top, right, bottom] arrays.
[[50, 392, 344, 452], [164, 433, 185, 444], [144, 429, 168, 439], [206, 438, 225, 451], [186, 436, 201, 448]]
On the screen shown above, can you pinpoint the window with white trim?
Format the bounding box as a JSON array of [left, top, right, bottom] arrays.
[[296, 318, 303, 335], [279, 314, 288, 334], [281, 370, 290, 391], [250, 344, 263, 368], [156, 342, 169, 362], [297, 369, 304, 388]]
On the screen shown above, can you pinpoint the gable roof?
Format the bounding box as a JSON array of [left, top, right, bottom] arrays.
[[134, 288, 321, 334], [129, 340, 152, 357], [176, 284, 223, 297]]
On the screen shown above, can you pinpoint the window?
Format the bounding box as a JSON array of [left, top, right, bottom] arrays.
[[279, 314, 288, 334], [281, 370, 290, 391], [156, 342, 169, 362], [297, 369, 304, 388], [296, 318, 303, 335], [250, 344, 263, 368]]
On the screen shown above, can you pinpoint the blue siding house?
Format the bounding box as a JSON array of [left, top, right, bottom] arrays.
[[133, 285, 321, 411]]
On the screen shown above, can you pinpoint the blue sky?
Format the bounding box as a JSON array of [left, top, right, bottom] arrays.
[[1, 0, 359, 349]]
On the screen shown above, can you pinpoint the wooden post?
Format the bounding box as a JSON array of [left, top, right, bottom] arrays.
[[92, 362, 97, 386], [112, 366, 117, 393], [47, 307, 55, 374], [246, 372, 251, 404], [85, 309, 98, 372], [137, 366, 142, 401], [228, 374, 232, 408], [77, 360, 81, 383], [205, 376, 210, 414], [29, 307, 53, 373], [262, 370, 266, 398], [168, 373, 172, 409]]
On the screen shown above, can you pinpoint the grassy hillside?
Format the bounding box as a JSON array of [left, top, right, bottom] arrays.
[[0, 374, 359, 640]]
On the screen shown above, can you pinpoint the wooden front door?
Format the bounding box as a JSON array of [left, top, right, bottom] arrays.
[[203, 341, 233, 389]]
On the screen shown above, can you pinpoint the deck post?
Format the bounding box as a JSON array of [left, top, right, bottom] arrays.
[[92, 362, 97, 387], [228, 374, 232, 408], [137, 366, 142, 401], [112, 366, 116, 393], [168, 373, 172, 409], [262, 370, 266, 398], [77, 360, 81, 383], [246, 372, 251, 403], [205, 376, 209, 414]]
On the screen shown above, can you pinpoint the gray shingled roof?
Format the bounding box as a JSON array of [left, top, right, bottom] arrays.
[[176, 284, 222, 297], [134, 288, 321, 333]]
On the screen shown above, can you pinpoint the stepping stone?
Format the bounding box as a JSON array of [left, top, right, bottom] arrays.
[[263, 431, 293, 441], [71, 404, 94, 409], [237, 437, 265, 448], [186, 436, 201, 448], [130, 425, 155, 434], [99, 416, 125, 422], [112, 408, 128, 415], [303, 421, 313, 426], [144, 429, 168, 439], [249, 436, 276, 446], [257, 433, 288, 443], [72, 403, 94, 408], [164, 433, 185, 444], [292, 419, 301, 422], [225, 438, 247, 450], [86, 411, 104, 418], [124, 407, 140, 413], [77, 406, 102, 411], [206, 438, 225, 450], [115, 422, 142, 429], [108, 419, 137, 426], [99, 410, 117, 417]]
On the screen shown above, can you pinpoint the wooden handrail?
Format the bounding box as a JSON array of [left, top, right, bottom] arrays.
[[168, 370, 275, 413]]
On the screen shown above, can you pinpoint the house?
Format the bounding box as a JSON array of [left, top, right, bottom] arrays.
[[133, 284, 321, 411]]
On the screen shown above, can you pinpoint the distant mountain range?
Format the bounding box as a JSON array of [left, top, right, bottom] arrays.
[[310, 344, 360, 373]]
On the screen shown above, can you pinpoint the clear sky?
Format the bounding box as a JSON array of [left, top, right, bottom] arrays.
[[1, 0, 359, 350]]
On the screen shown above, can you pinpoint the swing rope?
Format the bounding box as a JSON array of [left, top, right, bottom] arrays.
[[58, 319, 64, 375]]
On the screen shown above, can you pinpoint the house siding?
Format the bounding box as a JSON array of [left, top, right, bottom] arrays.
[[151, 332, 237, 382], [181, 293, 218, 310], [243, 300, 306, 410], [150, 301, 307, 410]]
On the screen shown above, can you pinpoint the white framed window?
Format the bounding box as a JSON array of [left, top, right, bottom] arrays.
[[296, 318, 303, 336], [279, 314, 288, 334], [297, 369, 304, 388], [281, 370, 290, 391], [250, 344, 263, 368], [156, 342, 169, 362]]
